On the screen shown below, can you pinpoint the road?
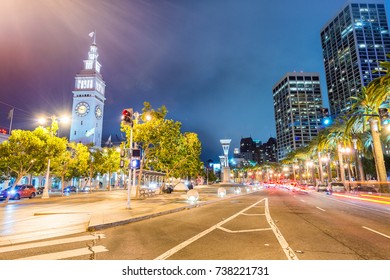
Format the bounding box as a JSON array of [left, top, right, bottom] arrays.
[[1, 187, 389, 260]]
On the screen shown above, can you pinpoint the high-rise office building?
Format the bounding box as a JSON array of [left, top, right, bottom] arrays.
[[320, 0, 390, 116], [272, 72, 323, 161], [240, 137, 256, 161]]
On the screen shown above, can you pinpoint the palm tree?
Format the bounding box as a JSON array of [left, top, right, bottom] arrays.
[[291, 146, 312, 183], [324, 118, 351, 185], [347, 78, 389, 188], [315, 128, 334, 183]]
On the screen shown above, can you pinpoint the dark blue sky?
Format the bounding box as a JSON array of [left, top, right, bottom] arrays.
[[1, 0, 389, 162]]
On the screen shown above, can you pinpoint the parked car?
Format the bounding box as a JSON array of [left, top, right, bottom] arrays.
[[265, 182, 276, 188], [352, 186, 377, 194], [162, 184, 174, 194], [81, 186, 95, 192], [328, 182, 346, 193], [36, 186, 45, 195], [297, 184, 308, 191], [63, 186, 78, 193], [0, 185, 37, 200], [306, 184, 316, 190], [316, 184, 328, 192]]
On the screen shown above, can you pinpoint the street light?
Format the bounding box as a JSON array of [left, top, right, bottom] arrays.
[[38, 115, 70, 199]]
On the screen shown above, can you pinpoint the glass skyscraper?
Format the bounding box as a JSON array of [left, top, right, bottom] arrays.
[[272, 72, 323, 161], [320, 0, 390, 116]]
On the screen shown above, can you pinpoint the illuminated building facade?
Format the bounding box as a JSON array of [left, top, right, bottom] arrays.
[[70, 34, 106, 147], [320, 0, 390, 116], [272, 72, 323, 161]]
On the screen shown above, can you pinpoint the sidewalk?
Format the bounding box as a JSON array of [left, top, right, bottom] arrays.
[[0, 184, 249, 246], [88, 184, 245, 230]]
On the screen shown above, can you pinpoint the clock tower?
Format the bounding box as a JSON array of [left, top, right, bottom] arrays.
[[70, 33, 106, 147]]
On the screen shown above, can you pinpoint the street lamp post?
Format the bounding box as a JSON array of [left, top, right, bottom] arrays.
[[38, 115, 69, 199]]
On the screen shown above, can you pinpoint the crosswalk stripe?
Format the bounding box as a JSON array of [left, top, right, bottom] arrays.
[[0, 224, 88, 246], [16, 245, 108, 260], [0, 234, 105, 253]]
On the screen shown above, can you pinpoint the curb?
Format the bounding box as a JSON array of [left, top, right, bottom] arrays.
[[87, 190, 259, 231]]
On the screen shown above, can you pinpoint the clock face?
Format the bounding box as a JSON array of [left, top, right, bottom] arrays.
[[75, 102, 90, 117], [95, 105, 102, 119]]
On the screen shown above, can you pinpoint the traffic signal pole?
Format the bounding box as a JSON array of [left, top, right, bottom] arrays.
[[122, 108, 134, 210], [126, 125, 133, 209]]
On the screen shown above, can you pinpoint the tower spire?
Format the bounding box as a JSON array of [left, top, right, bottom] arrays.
[[89, 31, 96, 45]]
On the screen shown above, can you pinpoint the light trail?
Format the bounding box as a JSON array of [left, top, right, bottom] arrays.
[[332, 193, 390, 205], [360, 194, 390, 201]]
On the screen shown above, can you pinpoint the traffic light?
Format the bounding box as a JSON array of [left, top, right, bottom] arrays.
[[131, 159, 140, 169], [320, 108, 332, 126], [121, 108, 133, 126], [132, 149, 141, 158], [378, 108, 389, 126]]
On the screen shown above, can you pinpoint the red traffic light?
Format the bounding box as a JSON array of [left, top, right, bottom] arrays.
[[121, 108, 133, 125]]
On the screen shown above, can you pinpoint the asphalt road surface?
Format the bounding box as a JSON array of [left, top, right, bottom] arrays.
[[1, 188, 388, 260]]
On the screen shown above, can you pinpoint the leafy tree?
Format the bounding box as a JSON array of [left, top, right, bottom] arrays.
[[50, 142, 89, 192], [46, 136, 69, 192], [135, 112, 183, 195], [34, 122, 70, 195], [347, 80, 389, 189], [70, 143, 90, 181], [0, 129, 49, 203], [99, 147, 121, 190], [0, 129, 47, 185], [86, 148, 105, 189], [121, 102, 203, 196], [177, 132, 203, 178]]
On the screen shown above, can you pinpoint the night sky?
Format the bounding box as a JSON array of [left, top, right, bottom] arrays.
[[1, 0, 389, 162]]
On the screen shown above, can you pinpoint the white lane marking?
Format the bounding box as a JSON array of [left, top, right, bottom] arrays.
[[265, 198, 299, 260], [16, 245, 108, 260], [0, 234, 105, 253], [241, 213, 265, 216], [316, 207, 326, 212], [300, 199, 306, 203], [154, 198, 266, 260], [362, 226, 390, 239], [218, 226, 272, 233]]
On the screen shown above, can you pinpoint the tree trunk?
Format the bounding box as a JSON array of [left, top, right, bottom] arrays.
[[61, 175, 65, 196], [327, 152, 332, 183], [337, 147, 345, 183], [369, 118, 388, 192], [107, 172, 111, 191], [318, 152, 324, 184], [356, 151, 365, 183]]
